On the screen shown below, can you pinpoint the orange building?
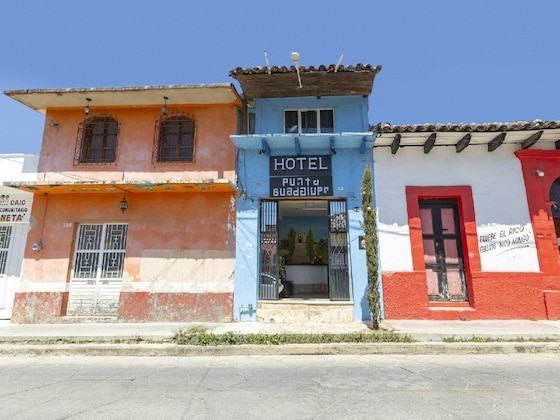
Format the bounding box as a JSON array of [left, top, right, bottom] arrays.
[[5, 84, 242, 323]]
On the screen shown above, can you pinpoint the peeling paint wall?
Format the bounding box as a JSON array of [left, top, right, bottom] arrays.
[[0, 154, 38, 319], [37, 106, 237, 183], [14, 102, 239, 323], [375, 143, 560, 320], [232, 95, 374, 322]]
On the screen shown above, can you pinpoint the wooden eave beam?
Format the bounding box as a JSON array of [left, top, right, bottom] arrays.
[[423, 133, 436, 154], [391, 134, 401, 154], [487, 132, 506, 152], [455, 134, 471, 153], [521, 131, 543, 149]]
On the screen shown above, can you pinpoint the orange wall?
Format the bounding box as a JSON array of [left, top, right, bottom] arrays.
[[21, 191, 236, 285], [38, 104, 238, 181]]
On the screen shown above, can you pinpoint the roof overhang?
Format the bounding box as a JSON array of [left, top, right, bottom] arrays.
[[231, 133, 374, 155], [4, 83, 243, 114], [230, 64, 382, 101], [373, 121, 560, 154], [3, 179, 236, 194]]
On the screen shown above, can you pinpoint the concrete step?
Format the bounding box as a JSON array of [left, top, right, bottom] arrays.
[[257, 299, 353, 324], [60, 316, 118, 324]]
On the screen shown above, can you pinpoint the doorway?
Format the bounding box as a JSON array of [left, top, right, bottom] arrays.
[[550, 178, 560, 254], [67, 223, 128, 316], [259, 199, 350, 300], [0, 226, 14, 319], [419, 199, 468, 302]]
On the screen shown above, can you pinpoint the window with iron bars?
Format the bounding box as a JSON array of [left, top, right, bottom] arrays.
[[0, 226, 12, 275], [153, 115, 195, 163], [74, 116, 119, 165]]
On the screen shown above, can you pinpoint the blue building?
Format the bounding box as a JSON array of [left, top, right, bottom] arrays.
[[230, 61, 382, 322]]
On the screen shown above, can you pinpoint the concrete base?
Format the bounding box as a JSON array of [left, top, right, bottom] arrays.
[[257, 299, 353, 323]]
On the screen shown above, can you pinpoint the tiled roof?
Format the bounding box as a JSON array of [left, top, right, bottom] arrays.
[[230, 64, 382, 100], [372, 119, 560, 134], [372, 120, 560, 153], [230, 63, 381, 76]]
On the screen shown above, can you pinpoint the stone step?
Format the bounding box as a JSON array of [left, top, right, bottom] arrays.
[[60, 316, 118, 324], [257, 299, 353, 324]]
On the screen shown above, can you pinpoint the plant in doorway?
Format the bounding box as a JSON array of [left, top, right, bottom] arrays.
[[278, 254, 287, 294]]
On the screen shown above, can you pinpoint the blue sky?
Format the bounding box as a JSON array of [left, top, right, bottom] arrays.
[[1, 1, 559, 154]]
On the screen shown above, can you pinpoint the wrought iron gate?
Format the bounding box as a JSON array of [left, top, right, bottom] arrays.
[[68, 224, 128, 315], [259, 201, 279, 300], [328, 200, 350, 300]]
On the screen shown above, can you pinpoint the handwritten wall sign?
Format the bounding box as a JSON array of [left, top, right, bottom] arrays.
[[478, 225, 532, 255]]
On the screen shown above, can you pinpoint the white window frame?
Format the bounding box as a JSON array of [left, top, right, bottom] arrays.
[[284, 109, 335, 134]]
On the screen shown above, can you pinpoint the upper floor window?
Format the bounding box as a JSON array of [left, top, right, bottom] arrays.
[[75, 116, 119, 165], [154, 115, 195, 163], [284, 109, 334, 134]]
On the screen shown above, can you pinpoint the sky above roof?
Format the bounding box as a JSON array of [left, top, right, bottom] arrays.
[[1, 0, 559, 154]]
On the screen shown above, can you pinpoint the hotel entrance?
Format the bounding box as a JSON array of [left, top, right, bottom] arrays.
[[259, 199, 350, 301]]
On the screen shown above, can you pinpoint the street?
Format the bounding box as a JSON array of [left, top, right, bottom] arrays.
[[0, 354, 559, 419]]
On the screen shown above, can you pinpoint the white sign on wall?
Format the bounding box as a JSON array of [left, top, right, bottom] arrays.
[[477, 223, 539, 272], [0, 193, 31, 223]]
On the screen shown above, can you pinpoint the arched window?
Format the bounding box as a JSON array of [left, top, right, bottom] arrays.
[[155, 115, 195, 162], [75, 116, 119, 164]]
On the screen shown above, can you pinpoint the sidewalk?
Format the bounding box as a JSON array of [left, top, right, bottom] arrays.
[[0, 319, 559, 356]]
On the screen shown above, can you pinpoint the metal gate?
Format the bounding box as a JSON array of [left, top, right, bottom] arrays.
[[0, 226, 13, 318], [259, 200, 279, 300], [328, 200, 350, 300], [68, 224, 128, 315]]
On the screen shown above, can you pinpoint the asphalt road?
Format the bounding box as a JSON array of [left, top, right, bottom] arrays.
[[1, 354, 559, 419]]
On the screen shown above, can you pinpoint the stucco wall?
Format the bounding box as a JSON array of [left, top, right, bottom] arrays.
[[0, 154, 37, 319], [233, 148, 373, 321], [38, 105, 237, 183], [373, 143, 560, 320], [374, 143, 539, 272], [254, 96, 369, 133]]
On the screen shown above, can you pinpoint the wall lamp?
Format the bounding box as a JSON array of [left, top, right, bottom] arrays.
[[84, 98, 91, 116], [533, 170, 545, 177], [32, 241, 44, 252], [161, 96, 168, 116], [120, 193, 128, 213], [46, 120, 61, 128]]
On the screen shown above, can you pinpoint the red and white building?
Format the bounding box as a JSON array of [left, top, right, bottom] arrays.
[[374, 120, 560, 320]]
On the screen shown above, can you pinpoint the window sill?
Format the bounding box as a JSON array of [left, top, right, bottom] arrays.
[[429, 301, 473, 311]]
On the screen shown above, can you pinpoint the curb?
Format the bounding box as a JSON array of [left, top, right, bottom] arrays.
[[1, 342, 560, 357]]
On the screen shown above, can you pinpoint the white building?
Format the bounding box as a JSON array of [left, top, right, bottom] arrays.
[[0, 154, 38, 319]]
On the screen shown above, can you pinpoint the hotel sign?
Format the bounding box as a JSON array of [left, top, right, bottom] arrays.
[[269, 155, 332, 197]]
